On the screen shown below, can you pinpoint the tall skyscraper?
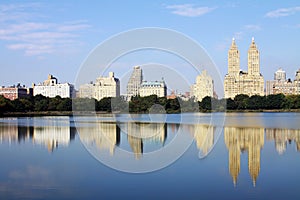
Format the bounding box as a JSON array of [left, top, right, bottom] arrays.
[[228, 38, 240, 76], [224, 38, 264, 99], [127, 66, 143, 100], [248, 37, 260, 76]]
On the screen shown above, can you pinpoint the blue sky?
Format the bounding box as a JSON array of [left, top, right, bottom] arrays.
[[0, 0, 300, 96]]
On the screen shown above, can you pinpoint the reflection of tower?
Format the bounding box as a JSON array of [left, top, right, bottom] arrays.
[[78, 122, 120, 155], [248, 128, 264, 187], [193, 125, 215, 156], [224, 127, 264, 187], [126, 122, 166, 159], [128, 135, 143, 159], [225, 127, 240, 186]]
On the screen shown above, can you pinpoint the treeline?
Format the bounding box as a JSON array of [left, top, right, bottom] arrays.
[[1, 93, 300, 115], [0, 95, 128, 114], [225, 94, 300, 110], [0, 95, 72, 113]]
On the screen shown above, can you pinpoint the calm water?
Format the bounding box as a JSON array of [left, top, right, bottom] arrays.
[[0, 113, 300, 200]]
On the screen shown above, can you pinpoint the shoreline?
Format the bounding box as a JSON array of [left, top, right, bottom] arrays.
[[1, 109, 300, 117]]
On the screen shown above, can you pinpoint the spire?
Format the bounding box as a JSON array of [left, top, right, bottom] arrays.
[[231, 37, 236, 46], [230, 37, 237, 50], [249, 37, 257, 49], [251, 37, 256, 46]]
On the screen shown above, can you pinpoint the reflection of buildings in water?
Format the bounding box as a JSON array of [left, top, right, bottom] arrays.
[[33, 126, 74, 152], [224, 127, 264, 187], [128, 135, 143, 159], [0, 124, 18, 143], [189, 124, 215, 156], [0, 117, 74, 152], [266, 129, 300, 154], [0, 118, 34, 143], [79, 122, 120, 155], [32, 117, 75, 152], [126, 122, 166, 159], [170, 123, 180, 134]]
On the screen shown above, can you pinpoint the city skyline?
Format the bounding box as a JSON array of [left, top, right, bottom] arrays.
[[1, 1, 300, 96]]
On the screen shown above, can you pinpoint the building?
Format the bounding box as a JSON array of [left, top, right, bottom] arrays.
[[224, 38, 264, 99], [274, 68, 286, 81], [0, 84, 32, 100], [79, 72, 120, 101], [266, 68, 300, 95], [191, 70, 214, 101], [167, 91, 190, 101], [33, 74, 75, 98], [127, 66, 143, 100], [139, 80, 167, 97]]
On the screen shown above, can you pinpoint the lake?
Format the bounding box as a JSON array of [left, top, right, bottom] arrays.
[[0, 113, 300, 200]]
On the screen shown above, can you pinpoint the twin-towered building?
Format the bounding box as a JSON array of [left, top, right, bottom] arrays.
[[224, 38, 264, 99], [2, 37, 300, 102]]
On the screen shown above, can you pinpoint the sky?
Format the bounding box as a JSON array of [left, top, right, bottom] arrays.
[[1, 0, 300, 97]]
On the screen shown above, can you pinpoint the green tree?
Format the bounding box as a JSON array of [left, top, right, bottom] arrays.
[[48, 95, 62, 111], [97, 97, 112, 112], [247, 95, 266, 110], [266, 94, 285, 109], [199, 96, 212, 111], [234, 94, 249, 110], [57, 98, 72, 111], [73, 98, 96, 111], [0, 96, 14, 113], [226, 98, 237, 110]]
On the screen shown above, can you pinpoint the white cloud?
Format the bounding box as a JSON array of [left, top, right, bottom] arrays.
[[166, 4, 216, 17], [0, 2, 91, 56], [243, 24, 261, 31], [265, 6, 300, 18]]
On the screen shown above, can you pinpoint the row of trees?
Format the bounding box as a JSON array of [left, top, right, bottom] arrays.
[[1, 93, 300, 115]]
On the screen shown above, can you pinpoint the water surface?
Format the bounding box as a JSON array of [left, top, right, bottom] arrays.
[[0, 113, 299, 199]]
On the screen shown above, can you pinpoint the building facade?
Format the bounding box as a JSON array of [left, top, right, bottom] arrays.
[[266, 68, 300, 95], [33, 75, 75, 98], [127, 66, 143, 100], [0, 84, 32, 100], [274, 68, 286, 81], [191, 70, 214, 101], [224, 38, 264, 99], [79, 72, 120, 101], [139, 80, 167, 97]]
